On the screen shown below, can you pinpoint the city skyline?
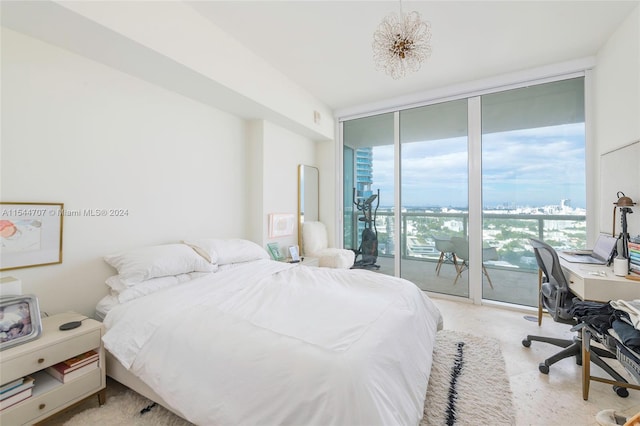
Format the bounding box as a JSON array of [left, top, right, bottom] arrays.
[[368, 123, 586, 209]]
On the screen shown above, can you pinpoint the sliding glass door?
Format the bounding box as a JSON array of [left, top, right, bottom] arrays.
[[343, 112, 396, 276], [480, 77, 586, 306], [340, 75, 587, 306], [399, 99, 469, 296]]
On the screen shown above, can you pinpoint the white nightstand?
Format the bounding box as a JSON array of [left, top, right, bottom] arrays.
[[0, 312, 106, 425]]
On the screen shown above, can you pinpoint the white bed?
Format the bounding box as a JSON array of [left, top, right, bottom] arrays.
[[97, 241, 443, 426]]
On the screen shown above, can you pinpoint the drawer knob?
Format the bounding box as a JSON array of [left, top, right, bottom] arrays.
[[39, 403, 46, 410], [37, 358, 45, 364]]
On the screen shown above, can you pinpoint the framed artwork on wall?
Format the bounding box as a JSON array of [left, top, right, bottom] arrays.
[[0, 202, 64, 271], [268, 213, 295, 238]]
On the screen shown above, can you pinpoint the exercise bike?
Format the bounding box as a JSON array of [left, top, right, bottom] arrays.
[[351, 188, 380, 270]]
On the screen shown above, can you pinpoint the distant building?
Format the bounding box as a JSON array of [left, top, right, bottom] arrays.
[[355, 148, 373, 200]]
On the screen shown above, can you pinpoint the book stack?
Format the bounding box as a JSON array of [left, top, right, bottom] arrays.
[[45, 350, 99, 383], [0, 376, 35, 410], [630, 241, 640, 277]]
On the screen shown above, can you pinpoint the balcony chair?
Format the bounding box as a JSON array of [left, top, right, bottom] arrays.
[[432, 234, 457, 276], [522, 238, 618, 377], [301, 221, 355, 269], [450, 237, 497, 288]]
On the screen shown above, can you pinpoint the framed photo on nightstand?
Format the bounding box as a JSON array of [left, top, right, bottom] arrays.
[[289, 246, 300, 262], [267, 242, 284, 261], [0, 294, 42, 350]]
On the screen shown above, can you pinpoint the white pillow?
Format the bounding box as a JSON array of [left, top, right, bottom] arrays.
[[183, 238, 269, 265], [117, 272, 209, 303], [104, 244, 216, 285]]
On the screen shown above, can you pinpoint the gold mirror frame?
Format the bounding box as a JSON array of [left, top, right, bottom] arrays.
[[298, 165, 319, 253]]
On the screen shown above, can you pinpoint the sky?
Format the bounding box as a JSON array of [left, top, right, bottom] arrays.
[[370, 123, 586, 209]]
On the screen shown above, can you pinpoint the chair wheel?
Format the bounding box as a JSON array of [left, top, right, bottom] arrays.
[[522, 339, 531, 348], [538, 363, 549, 374], [614, 386, 629, 398]]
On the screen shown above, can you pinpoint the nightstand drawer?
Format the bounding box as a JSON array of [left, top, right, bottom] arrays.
[[0, 329, 101, 384], [1, 368, 102, 425]]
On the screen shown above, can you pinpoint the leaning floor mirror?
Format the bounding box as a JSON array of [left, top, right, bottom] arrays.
[[298, 165, 319, 251]]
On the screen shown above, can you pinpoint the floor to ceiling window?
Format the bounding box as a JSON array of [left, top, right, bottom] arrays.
[[399, 99, 469, 297], [343, 112, 396, 276], [340, 74, 587, 307], [480, 77, 586, 306]]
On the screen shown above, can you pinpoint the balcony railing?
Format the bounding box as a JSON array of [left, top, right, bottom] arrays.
[[345, 210, 587, 306], [346, 210, 587, 272]]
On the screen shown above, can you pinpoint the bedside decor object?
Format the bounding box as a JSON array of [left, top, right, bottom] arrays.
[[266, 242, 283, 261], [0, 294, 42, 350], [289, 246, 300, 263], [0, 276, 22, 296], [372, 0, 432, 79], [0, 202, 64, 271], [268, 213, 295, 238], [612, 192, 635, 271]]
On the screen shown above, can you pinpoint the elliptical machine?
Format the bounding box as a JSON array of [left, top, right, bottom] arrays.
[[351, 188, 380, 270]]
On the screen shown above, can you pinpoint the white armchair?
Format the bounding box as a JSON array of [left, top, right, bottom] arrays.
[[302, 221, 355, 269]]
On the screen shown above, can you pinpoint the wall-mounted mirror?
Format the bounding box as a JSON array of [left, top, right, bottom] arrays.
[[298, 165, 319, 249]]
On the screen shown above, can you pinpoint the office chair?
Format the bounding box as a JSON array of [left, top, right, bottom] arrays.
[[450, 237, 497, 288], [522, 238, 621, 381]]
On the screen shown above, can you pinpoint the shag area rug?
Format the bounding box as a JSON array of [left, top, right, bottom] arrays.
[[421, 330, 515, 425], [64, 330, 514, 426]]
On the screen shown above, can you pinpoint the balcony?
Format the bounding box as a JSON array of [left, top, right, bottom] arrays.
[[346, 210, 586, 307]]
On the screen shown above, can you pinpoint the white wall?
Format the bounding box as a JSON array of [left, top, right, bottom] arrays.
[[594, 6, 640, 154], [593, 5, 640, 236], [261, 121, 316, 252], [1, 29, 249, 317]]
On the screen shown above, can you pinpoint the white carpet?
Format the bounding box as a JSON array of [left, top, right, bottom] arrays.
[[64, 330, 514, 426]]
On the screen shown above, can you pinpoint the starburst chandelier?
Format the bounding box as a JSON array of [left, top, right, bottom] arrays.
[[372, 2, 432, 79]]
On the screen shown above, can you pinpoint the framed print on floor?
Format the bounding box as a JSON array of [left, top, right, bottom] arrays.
[[0, 202, 64, 271]]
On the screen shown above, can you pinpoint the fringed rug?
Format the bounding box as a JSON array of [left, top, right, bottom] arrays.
[[64, 330, 514, 426], [422, 330, 515, 425]]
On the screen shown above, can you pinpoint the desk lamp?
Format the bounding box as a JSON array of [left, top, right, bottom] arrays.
[[612, 191, 635, 259]]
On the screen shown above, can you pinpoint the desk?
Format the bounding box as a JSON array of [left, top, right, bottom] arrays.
[[560, 259, 640, 399], [560, 259, 640, 302]]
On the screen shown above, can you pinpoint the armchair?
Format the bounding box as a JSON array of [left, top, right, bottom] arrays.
[[301, 221, 355, 269]]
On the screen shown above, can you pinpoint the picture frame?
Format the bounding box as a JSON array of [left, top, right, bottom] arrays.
[[0, 294, 42, 351], [1, 202, 64, 271], [268, 213, 295, 238], [289, 245, 300, 262], [267, 242, 284, 261]]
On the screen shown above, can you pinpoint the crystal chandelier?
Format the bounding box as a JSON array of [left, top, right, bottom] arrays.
[[372, 2, 432, 79]]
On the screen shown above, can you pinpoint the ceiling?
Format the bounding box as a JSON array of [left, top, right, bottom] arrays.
[[188, 1, 639, 112]]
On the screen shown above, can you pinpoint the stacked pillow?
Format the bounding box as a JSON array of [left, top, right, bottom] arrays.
[[103, 239, 270, 303], [182, 238, 269, 265], [103, 243, 217, 303]]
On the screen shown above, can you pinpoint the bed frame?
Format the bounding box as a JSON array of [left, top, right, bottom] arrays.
[[105, 351, 185, 418]]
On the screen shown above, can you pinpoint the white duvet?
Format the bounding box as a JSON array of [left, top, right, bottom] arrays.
[[102, 260, 443, 426]]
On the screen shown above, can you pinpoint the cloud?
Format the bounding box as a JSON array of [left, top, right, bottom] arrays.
[[367, 123, 585, 208]]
